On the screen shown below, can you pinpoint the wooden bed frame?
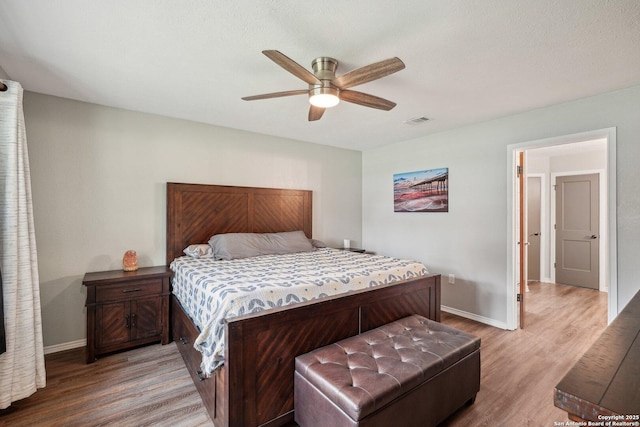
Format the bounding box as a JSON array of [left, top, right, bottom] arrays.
[[166, 182, 441, 427]]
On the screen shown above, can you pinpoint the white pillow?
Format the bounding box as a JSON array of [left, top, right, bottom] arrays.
[[183, 244, 214, 259]]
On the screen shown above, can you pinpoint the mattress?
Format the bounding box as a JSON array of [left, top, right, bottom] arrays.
[[170, 247, 429, 374]]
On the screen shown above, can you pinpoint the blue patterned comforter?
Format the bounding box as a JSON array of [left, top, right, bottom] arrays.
[[170, 247, 429, 374]]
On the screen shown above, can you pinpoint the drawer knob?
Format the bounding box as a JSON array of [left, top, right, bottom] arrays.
[[122, 288, 141, 293]]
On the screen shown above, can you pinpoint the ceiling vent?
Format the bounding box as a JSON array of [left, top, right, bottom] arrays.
[[404, 116, 430, 126]]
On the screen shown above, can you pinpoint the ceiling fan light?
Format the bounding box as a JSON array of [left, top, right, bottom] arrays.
[[309, 86, 340, 108], [309, 94, 339, 108]]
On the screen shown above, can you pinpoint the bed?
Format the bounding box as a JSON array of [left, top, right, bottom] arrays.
[[166, 182, 441, 427]]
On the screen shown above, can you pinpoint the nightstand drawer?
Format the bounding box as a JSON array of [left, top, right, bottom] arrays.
[[95, 279, 163, 302]]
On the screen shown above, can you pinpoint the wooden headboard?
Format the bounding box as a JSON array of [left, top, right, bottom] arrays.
[[166, 183, 312, 265]]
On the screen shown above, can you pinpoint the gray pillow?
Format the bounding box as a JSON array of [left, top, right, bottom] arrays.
[[309, 238, 327, 248], [208, 230, 314, 260]]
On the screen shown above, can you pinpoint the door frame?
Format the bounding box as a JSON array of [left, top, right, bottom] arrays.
[[506, 127, 617, 329], [550, 170, 606, 290]]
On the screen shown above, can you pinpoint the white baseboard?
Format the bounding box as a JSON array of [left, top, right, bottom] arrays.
[[44, 339, 86, 355], [441, 306, 508, 330], [42, 309, 506, 355], [44, 308, 507, 355]]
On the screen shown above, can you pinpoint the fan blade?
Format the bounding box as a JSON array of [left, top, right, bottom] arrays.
[[308, 105, 325, 121], [242, 89, 308, 101], [340, 90, 397, 111], [262, 50, 321, 85], [333, 57, 405, 89]]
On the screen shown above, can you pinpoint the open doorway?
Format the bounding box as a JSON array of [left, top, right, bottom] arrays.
[[506, 128, 617, 330], [528, 141, 607, 290]]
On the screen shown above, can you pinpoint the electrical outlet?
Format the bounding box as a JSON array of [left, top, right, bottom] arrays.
[[448, 274, 455, 284]]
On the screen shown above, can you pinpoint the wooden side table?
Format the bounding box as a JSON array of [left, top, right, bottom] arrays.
[[554, 290, 640, 421], [338, 247, 366, 253], [83, 265, 172, 363]]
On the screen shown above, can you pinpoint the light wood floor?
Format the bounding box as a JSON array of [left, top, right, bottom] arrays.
[[0, 282, 607, 427], [440, 282, 608, 426]]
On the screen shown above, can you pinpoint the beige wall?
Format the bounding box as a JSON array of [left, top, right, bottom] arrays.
[[24, 85, 640, 347], [363, 85, 640, 326], [23, 92, 362, 349]]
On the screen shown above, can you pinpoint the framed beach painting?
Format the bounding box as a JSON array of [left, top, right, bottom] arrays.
[[393, 167, 448, 212]]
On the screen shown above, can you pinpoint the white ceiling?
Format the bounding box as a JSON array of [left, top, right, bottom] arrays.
[[1, 1, 639, 151]]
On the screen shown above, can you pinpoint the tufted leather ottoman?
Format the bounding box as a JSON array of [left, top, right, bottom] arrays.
[[294, 315, 480, 427]]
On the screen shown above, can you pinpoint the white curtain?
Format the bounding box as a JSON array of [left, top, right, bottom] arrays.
[[0, 80, 46, 408]]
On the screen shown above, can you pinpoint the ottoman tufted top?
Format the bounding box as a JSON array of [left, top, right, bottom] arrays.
[[294, 314, 481, 421]]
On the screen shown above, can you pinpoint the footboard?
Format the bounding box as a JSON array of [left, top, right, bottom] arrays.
[[225, 273, 441, 427], [173, 274, 440, 427]]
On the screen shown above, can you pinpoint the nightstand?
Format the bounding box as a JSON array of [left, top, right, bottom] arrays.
[[83, 265, 172, 363], [338, 248, 366, 253]]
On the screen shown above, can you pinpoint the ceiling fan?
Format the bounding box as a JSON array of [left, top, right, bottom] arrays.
[[242, 50, 405, 121]]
